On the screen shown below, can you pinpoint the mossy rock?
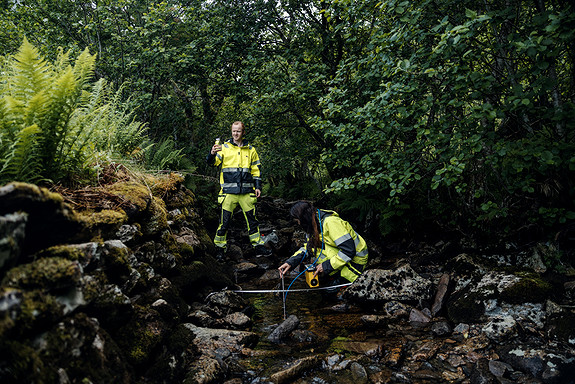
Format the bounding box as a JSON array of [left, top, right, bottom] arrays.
[[115, 305, 167, 367], [106, 181, 168, 236], [34, 244, 86, 262], [0, 289, 65, 338], [500, 275, 553, 304], [0, 182, 85, 253], [101, 241, 133, 284], [78, 209, 129, 240], [141, 196, 168, 236], [2, 257, 82, 291], [33, 312, 131, 383], [447, 290, 486, 323], [142, 323, 199, 382], [107, 181, 151, 216], [172, 261, 234, 300]]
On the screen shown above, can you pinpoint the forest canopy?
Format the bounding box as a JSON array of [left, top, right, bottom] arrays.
[[0, 0, 574, 246]]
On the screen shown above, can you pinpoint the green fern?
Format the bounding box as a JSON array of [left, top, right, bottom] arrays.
[[142, 137, 186, 170], [0, 38, 99, 184], [0, 124, 42, 184], [0, 38, 153, 185]]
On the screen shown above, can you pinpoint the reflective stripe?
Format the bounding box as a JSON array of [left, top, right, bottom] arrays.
[[249, 232, 261, 241], [221, 182, 254, 188], [216, 153, 222, 160], [252, 160, 261, 166], [337, 250, 352, 263], [222, 167, 251, 173], [334, 233, 352, 246], [356, 249, 368, 257]]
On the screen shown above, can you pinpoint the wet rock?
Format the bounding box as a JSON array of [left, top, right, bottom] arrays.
[[269, 356, 321, 384], [361, 314, 387, 325], [184, 356, 227, 384], [431, 321, 452, 336], [453, 323, 470, 338], [482, 315, 517, 341], [268, 314, 300, 343], [383, 340, 406, 367], [183, 323, 258, 356], [331, 339, 385, 358], [498, 344, 547, 378], [412, 339, 444, 362], [342, 263, 433, 303], [325, 353, 343, 368], [291, 329, 317, 343], [233, 262, 261, 281], [384, 300, 411, 318], [349, 361, 368, 383], [188, 308, 218, 328], [488, 360, 513, 377], [470, 358, 497, 384], [222, 312, 251, 329], [431, 273, 450, 316], [206, 291, 247, 312], [413, 368, 443, 381], [409, 308, 431, 325]]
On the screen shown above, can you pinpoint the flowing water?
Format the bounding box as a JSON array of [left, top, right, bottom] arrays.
[[235, 278, 405, 382]]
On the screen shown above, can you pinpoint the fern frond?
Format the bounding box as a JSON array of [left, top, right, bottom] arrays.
[[9, 38, 54, 103], [143, 137, 185, 170], [72, 47, 97, 87], [0, 123, 43, 184]]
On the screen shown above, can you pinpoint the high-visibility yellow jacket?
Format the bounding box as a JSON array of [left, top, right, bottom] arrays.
[[286, 210, 368, 283], [206, 139, 262, 194]]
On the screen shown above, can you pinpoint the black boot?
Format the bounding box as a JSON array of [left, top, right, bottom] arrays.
[[254, 244, 272, 257], [216, 247, 226, 261]]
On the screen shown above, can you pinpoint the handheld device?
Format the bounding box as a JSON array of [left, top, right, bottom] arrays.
[[304, 264, 319, 288]]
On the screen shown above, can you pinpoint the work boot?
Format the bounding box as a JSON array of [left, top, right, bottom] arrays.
[[216, 247, 226, 261], [254, 244, 272, 257]]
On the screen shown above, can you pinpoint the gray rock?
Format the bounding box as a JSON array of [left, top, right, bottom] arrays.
[[431, 321, 452, 336], [183, 323, 259, 356], [267, 314, 299, 343], [342, 264, 432, 303]]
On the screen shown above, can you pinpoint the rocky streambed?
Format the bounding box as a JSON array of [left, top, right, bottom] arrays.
[[0, 172, 574, 383]]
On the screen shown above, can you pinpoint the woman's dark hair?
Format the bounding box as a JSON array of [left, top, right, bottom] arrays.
[[290, 201, 321, 253]]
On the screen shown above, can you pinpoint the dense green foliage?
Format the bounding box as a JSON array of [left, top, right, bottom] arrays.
[[0, 39, 188, 184], [1, 0, 573, 244]]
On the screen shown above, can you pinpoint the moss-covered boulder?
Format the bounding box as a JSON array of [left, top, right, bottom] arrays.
[[447, 271, 554, 323], [2, 257, 82, 291], [115, 305, 169, 367], [107, 181, 168, 236], [32, 313, 132, 383], [0, 182, 84, 254]]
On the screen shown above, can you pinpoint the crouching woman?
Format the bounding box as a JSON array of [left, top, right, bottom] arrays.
[[278, 201, 368, 287]]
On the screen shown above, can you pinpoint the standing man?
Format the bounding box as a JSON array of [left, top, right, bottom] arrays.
[[206, 121, 272, 261]]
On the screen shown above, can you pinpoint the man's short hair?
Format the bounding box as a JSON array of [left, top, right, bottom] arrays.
[[232, 121, 245, 133]]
